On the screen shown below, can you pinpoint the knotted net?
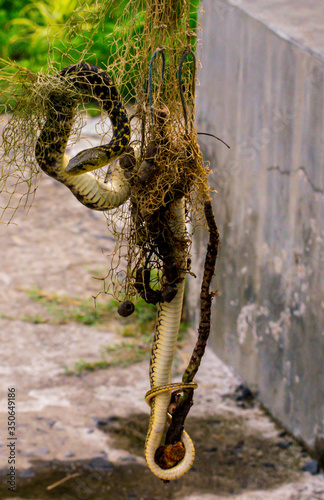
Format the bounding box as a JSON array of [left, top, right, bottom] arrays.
[[0, 0, 210, 302]]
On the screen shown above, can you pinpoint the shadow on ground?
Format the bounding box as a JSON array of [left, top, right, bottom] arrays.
[[0, 413, 306, 499]]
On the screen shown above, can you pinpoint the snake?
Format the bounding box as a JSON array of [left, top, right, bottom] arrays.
[[35, 63, 196, 481], [144, 198, 197, 481], [35, 62, 131, 210]]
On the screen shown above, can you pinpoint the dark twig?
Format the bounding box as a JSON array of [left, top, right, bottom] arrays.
[[165, 199, 220, 445], [197, 132, 230, 149]]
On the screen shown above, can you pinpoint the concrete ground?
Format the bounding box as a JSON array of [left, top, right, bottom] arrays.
[[0, 116, 323, 499]]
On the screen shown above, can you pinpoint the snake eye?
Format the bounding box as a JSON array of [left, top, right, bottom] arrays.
[[117, 300, 135, 317]]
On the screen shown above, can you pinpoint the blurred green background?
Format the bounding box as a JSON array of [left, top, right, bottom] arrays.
[[0, 0, 199, 72]]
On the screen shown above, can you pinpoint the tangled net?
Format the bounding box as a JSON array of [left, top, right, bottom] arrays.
[[0, 0, 210, 303]]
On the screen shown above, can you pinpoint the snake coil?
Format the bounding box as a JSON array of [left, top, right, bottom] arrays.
[[35, 62, 131, 210]]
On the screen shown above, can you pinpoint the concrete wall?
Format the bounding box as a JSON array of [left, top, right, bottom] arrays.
[[189, 0, 324, 456]]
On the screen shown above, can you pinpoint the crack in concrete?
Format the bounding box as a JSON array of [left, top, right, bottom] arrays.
[[297, 166, 324, 195], [267, 165, 324, 194], [267, 166, 291, 175]]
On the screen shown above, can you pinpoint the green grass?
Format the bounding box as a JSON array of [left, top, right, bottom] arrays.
[[24, 286, 116, 326], [24, 285, 158, 329], [22, 286, 189, 374], [22, 313, 48, 324], [68, 320, 190, 375], [66, 341, 150, 375]]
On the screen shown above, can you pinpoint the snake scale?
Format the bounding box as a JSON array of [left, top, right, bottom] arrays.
[[35, 63, 195, 480], [35, 62, 131, 210]]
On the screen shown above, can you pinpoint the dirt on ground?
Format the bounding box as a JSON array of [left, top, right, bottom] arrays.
[[0, 117, 324, 499]]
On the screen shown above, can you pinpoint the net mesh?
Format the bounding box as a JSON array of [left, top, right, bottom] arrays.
[[0, 0, 210, 302]]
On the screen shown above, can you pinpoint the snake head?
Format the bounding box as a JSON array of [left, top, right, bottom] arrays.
[[65, 148, 105, 175]]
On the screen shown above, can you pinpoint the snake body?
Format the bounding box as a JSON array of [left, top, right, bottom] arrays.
[[36, 63, 195, 480], [35, 62, 131, 210], [144, 198, 196, 481]]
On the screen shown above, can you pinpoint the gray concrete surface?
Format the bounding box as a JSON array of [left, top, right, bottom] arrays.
[[224, 0, 324, 60], [2, 135, 323, 498], [189, 0, 324, 457]]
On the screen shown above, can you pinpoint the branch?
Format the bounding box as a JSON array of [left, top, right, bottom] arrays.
[[165, 199, 220, 445]]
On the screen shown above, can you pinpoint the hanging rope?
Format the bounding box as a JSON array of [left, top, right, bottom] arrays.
[[148, 47, 166, 131], [178, 47, 196, 134]]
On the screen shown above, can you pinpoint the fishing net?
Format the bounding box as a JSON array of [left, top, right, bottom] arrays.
[[0, 0, 210, 303]]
